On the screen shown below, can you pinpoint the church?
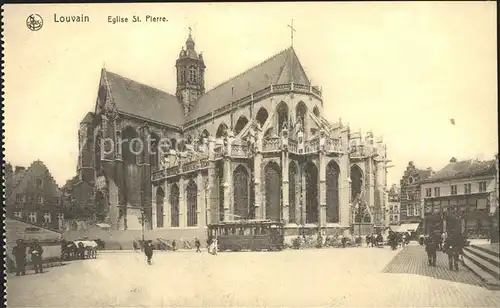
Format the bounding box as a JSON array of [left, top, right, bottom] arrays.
[[76, 29, 390, 239]]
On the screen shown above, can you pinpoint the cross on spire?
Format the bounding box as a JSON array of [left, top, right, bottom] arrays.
[[188, 26, 192, 36], [288, 19, 296, 47]]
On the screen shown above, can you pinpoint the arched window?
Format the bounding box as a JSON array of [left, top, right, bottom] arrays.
[[313, 106, 320, 117], [186, 179, 198, 227], [216, 123, 228, 139], [150, 133, 160, 171], [180, 68, 186, 83], [189, 66, 197, 83], [296, 102, 307, 129], [256, 107, 269, 128], [234, 116, 249, 135], [122, 126, 139, 165], [170, 184, 180, 227], [276, 102, 289, 133]]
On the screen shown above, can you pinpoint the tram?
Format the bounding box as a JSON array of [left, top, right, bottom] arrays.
[[207, 219, 285, 252]]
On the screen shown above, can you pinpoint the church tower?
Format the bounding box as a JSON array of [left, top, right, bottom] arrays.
[[176, 30, 205, 116]]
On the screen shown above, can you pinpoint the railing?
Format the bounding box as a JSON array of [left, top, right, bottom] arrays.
[[182, 160, 198, 173], [184, 83, 322, 129], [166, 166, 179, 176], [289, 139, 298, 153], [231, 144, 250, 158], [152, 169, 164, 181], [305, 138, 319, 153], [325, 138, 342, 153], [263, 138, 280, 152]]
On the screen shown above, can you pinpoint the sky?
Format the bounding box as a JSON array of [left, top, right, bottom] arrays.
[[3, 2, 498, 187]]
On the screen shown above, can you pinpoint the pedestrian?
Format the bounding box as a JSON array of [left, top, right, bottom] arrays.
[[29, 239, 44, 274], [144, 241, 154, 265], [444, 230, 463, 271], [206, 236, 213, 254], [195, 238, 201, 253], [171, 240, 177, 251], [402, 233, 407, 248], [419, 234, 425, 246], [12, 239, 27, 276], [366, 234, 371, 247], [424, 234, 438, 266], [440, 231, 447, 251], [211, 237, 218, 255]]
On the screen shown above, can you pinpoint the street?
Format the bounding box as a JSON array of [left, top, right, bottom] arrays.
[[7, 245, 500, 307]]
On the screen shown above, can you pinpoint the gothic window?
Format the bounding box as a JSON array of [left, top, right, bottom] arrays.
[[276, 102, 289, 133], [296, 102, 307, 128], [189, 66, 197, 83], [313, 106, 320, 117], [234, 116, 249, 136], [265, 162, 282, 221], [122, 127, 139, 165], [186, 180, 198, 227], [180, 68, 186, 83], [350, 165, 363, 202], [150, 133, 160, 171], [289, 162, 297, 224], [216, 123, 228, 139], [156, 187, 165, 228], [256, 107, 269, 128], [170, 184, 180, 227], [94, 133, 102, 173], [233, 165, 250, 219], [305, 162, 318, 223], [326, 161, 340, 223]]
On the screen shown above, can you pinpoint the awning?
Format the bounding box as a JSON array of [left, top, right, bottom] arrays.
[[96, 223, 110, 228], [398, 223, 420, 233]]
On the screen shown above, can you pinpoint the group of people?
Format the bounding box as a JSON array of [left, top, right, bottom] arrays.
[[423, 230, 465, 271], [365, 233, 384, 247], [141, 236, 219, 264], [12, 239, 44, 276]]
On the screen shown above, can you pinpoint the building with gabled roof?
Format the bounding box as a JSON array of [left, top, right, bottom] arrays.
[[420, 156, 498, 241], [77, 31, 390, 239], [5, 160, 64, 231]]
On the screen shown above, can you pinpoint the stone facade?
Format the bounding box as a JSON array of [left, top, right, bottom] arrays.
[[399, 162, 433, 224], [77, 33, 390, 236]]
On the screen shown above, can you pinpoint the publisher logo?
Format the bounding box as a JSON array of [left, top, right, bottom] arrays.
[[26, 14, 43, 31]]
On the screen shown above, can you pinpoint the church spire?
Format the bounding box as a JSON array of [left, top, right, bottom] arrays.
[[186, 26, 195, 50]]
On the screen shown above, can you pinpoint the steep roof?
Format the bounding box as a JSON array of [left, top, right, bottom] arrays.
[[186, 47, 310, 121], [5, 161, 61, 209], [421, 159, 496, 183], [104, 70, 185, 126]]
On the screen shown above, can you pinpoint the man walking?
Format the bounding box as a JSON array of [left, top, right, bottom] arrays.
[[29, 240, 44, 274], [195, 238, 201, 253], [424, 234, 438, 266], [144, 241, 154, 265], [12, 239, 27, 276], [444, 230, 463, 271]]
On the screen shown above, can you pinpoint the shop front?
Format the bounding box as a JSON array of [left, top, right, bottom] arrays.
[[423, 193, 492, 238]]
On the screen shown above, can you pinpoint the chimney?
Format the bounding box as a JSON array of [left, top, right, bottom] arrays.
[[15, 166, 25, 173], [450, 157, 457, 163]]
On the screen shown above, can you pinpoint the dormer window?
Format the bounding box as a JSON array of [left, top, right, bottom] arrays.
[[189, 66, 197, 83]]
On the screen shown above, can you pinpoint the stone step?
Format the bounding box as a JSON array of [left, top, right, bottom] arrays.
[[462, 256, 500, 290], [471, 244, 500, 258], [464, 246, 500, 268], [463, 248, 500, 281]]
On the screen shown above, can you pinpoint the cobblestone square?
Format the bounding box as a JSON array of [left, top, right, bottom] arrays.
[[6, 246, 500, 307]]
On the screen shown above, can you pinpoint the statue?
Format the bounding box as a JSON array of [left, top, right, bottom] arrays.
[[282, 120, 288, 131]]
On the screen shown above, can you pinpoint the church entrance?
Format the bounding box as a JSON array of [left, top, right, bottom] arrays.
[[233, 165, 250, 219], [265, 162, 282, 221], [304, 162, 318, 224]]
